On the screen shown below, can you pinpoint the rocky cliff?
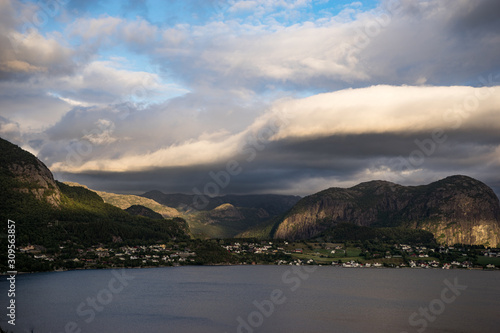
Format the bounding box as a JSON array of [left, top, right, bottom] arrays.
[[0, 138, 61, 206], [274, 176, 500, 246]]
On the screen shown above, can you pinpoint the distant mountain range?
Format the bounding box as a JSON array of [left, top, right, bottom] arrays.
[[56, 184, 299, 239], [140, 190, 301, 238], [1, 136, 499, 247], [140, 190, 300, 214]]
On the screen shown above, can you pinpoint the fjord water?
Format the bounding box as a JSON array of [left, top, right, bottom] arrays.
[[1, 266, 499, 333]]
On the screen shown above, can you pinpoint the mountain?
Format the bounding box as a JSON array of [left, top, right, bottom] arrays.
[[140, 191, 196, 211], [125, 205, 165, 220], [141, 191, 301, 238], [0, 137, 189, 249], [0, 137, 61, 207], [189, 203, 278, 238], [273, 176, 500, 246], [141, 191, 301, 214], [64, 182, 180, 218]]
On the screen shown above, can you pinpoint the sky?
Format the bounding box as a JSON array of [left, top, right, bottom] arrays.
[[1, 0, 500, 198]]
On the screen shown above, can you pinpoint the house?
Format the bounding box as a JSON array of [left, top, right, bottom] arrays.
[[20, 245, 35, 253]]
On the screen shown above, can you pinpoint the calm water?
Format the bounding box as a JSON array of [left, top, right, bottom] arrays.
[[1, 266, 499, 333]]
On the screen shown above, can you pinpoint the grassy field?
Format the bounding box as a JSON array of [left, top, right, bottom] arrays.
[[477, 256, 500, 266], [289, 246, 365, 264]]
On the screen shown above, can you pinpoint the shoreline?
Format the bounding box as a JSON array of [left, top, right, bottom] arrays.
[[1, 262, 496, 276]]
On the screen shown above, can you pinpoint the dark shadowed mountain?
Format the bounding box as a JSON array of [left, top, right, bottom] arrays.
[[125, 205, 165, 220], [140, 191, 301, 238], [140, 191, 301, 214]]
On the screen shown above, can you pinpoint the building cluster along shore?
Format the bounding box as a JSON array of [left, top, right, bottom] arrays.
[[9, 240, 499, 273]]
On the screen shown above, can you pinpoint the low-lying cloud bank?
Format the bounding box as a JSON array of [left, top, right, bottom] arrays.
[[46, 84, 500, 197]]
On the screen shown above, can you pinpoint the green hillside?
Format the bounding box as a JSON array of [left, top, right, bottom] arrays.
[[0, 138, 189, 258]]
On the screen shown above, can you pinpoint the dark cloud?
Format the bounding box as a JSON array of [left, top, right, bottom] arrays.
[[2, 0, 500, 201], [452, 0, 500, 33], [54, 129, 500, 199]]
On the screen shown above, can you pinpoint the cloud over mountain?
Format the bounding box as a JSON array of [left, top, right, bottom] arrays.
[[0, 0, 499, 197]]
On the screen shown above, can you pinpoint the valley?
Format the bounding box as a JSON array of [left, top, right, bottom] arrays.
[[1, 137, 499, 273]]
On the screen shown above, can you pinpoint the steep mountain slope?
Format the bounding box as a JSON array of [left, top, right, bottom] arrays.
[[64, 182, 180, 218], [0, 137, 189, 249], [0, 137, 61, 206], [125, 205, 165, 220], [274, 176, 500, 246]]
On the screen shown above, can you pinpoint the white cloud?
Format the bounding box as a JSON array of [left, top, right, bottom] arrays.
[[229, 1, 259, 13], [1, 0, 500, 195], [54, 61, 164, 102], [50, 130, 244, 172], [82, 119, 117, 145], [1, 30, 75, 77], [0, 117, 21, 143], [150, 0, 500, 90], [47, 85, 500, 174], [68, 15, 159, 51], [69, 16, 123, 43], [268, 85, 500, 140]]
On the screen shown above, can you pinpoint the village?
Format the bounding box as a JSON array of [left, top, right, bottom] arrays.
[[14, 239, 500, 272]]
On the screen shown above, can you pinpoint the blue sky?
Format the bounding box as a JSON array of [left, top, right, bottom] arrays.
[[1, 0, 500, 196]]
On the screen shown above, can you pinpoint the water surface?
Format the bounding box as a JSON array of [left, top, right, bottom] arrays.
[[1, 266, 499, 332]]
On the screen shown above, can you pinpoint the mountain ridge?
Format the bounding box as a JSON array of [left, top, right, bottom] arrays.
[[273, 175, 500, 246], [140, 190, 301, 213], [0, 137, 189, 249], [140, 190, 301, 238], [2, 136, 498, 246], [64, 182, 181, 218]]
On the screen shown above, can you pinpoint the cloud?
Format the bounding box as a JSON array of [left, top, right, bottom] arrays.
[[69, 15, 123, 42], [0, 82, 71, 132], [44, 84, 500, 199], [150, 0, 500, 91], [1, 0, 500, 198], [268, 85, 500, 140], [0, 116, 21, 143], [1, 29, 75, 79], [0, 0, 77, 79], [82, 119, 117, 145], [51, 60, 172, 104], [53, 123, 500, 197]]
